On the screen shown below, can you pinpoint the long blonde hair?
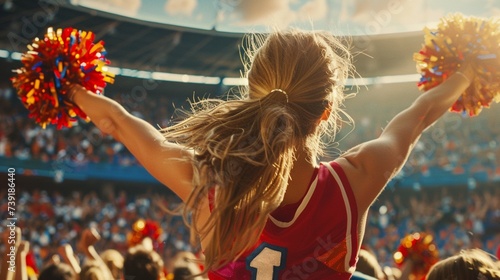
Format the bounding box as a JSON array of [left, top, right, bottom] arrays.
[[161, 29, 353, 272]]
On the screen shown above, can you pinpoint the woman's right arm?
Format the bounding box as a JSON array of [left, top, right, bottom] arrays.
[[70, 85, 193, 201]]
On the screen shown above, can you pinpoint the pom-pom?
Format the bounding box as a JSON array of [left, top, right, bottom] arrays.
[[11, 27, 115, 129], [414, 13, 500, 116], [393, 232, 439, 280], [127, 219, 164, 251]]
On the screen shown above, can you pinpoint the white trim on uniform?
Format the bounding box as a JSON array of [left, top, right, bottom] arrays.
[[323, 163, 356, 274], [269, 175, 319, 228]]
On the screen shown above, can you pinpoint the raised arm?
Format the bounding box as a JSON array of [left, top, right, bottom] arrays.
[[57, 244, 81, 276], [338, 64, 474, 210], [69, 85, 193, 201], [15, 241, 29, 280], [1, 227, 20, 280], [77, 228, 114, 279]]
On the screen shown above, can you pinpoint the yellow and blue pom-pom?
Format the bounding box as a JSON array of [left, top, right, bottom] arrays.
[[11, 27, 115, 129], [414, 13, 500, 116]]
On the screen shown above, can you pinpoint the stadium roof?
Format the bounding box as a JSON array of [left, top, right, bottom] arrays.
[[0, 0, 497, 81]]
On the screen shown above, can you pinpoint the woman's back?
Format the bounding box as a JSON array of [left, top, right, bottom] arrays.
[[208, 161, 359, 280]]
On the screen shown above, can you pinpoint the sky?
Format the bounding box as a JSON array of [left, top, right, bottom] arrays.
[[71, 0, 499, 35]]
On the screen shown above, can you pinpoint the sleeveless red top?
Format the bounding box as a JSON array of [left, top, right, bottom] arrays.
[[208, 161, 359, 280]]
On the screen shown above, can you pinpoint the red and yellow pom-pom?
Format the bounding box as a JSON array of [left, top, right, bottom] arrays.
[[10, 27, 115, 129], [393, 232, 439, 279], [127, 219, 164, 251], [414, 13, 500, 116]]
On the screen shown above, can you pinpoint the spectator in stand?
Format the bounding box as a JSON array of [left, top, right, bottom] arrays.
[[426, 249, 500, 280], [169, 251, 204, 280], [124, 244, 166, 280], [1, 227, 31, 280], [38, 263, 77, 280], [77, 228, 114, 280], [356, 249, 386, 279], [100, 249, 124, 280]]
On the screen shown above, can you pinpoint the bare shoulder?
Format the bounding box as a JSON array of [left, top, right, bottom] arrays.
[[333, 156, 365, 193], [334, 142, 393, 212]]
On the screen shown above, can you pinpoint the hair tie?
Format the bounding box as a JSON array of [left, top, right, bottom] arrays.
[[270, 88, 288, 103]]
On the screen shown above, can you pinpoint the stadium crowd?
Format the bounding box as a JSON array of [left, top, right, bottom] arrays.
[[1, 182, 499, 278], [0, 186, 196, 276], [1, 83, 500, 278], [3, 84, 500, 179], [0, 85, 179, 167], [365, 186, 500, 267]]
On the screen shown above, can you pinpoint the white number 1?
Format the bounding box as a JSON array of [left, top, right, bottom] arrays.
[[246, 243, 287, 280]]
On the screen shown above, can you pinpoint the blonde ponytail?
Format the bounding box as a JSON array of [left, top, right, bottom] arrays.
[[161, 29, 353, 272]]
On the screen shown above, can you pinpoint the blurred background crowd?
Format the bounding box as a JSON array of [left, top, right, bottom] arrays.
[[1, 0, 500, 277], [3, 84, 500, 181], [1, 83, 500, 278]]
